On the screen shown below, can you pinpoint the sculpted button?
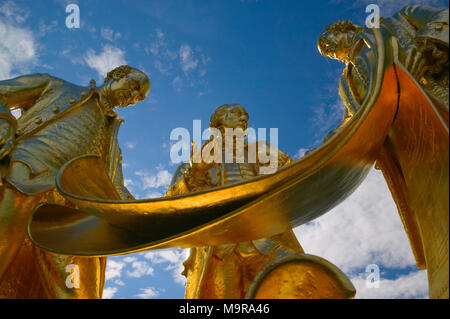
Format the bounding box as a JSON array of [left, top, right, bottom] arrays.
[[52, 106, 60, 114], [35, 117, 43, 124], [435, 23, 443, 31], [69, 98, 76, 104]]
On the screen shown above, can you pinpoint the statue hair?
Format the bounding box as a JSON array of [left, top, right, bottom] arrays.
[[104, 65, 133, 83], [323, 20, 362, 34], [210, 104, 249, 128]]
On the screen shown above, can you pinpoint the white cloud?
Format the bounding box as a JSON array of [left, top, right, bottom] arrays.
[[126, 261, 154, 278], [0, 3, 36, 80], [113, 279, 125, 286], [123, 256, 137, 263], [102, 286, 118, 299], [293, 167, 429, 298], [136, 287, 160, 299], [105, 260, 125, 281], [143, 249, 190, 285], [85, 45, 127, 79], [135, 169, 172, 189], [294, 168, 419, 273], [352, 270, 429, 299], [124, 179, 134, 188], [179, 44, 198, 72]]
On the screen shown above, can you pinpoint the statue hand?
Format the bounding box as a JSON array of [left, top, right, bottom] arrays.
[[0, 120, 15, 160]]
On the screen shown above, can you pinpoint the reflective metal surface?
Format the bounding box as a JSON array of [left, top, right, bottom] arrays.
[[245, 254, 356, 299], [27, 27, 396, 256]]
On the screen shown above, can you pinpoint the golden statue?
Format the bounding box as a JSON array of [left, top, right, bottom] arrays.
[[0, 65, 150, 298], [11, 4, 447, 300], [317, 4, 448, 298], [164, 103, 355, 298]]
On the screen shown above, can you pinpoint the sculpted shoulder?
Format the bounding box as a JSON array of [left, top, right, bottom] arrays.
[[16, 77, 96, 137]]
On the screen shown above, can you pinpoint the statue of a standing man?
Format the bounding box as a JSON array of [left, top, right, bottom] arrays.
[[165, 104, 355, 299], [0, 65, 150, 298]]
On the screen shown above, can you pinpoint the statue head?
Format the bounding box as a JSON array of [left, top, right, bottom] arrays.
[[210, 103, 249, 132], [101, 65, 150, 108], [317, 20, 362, 62]]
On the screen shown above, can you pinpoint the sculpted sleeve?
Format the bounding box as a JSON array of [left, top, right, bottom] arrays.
[[0, 74, 52, 111]]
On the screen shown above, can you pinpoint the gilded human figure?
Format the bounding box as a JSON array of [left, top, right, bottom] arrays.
[[165, 104, 354, 299], [5, 4, 445, 300], [0, 65, 150, 298], [165, 104, 303, 298], [317, 5, 449, 298], [318, 5, 448, 140]]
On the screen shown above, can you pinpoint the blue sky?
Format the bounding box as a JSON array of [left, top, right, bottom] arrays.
[[1, 0, 448, 299]]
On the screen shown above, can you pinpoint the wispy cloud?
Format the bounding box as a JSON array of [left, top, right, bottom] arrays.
[[179, 44, 198, 72], [38, 19, 58, 37], [105, 260, 125, 281], [126, 261, 155, 278], [85, 45, 127, 79], [147, 28, 178, 75], [0, 1, 29, 24], [143, 249, 190, 285], [125, 141, 137, 149], [101, 27, 122, 42], [146, 28, 211, 94], [136, 287, 161, 299], [311, 99, 345, 142], [135, 169, 172, 189]]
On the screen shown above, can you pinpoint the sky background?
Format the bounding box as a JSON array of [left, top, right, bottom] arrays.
[[1, 0, 448, 299]]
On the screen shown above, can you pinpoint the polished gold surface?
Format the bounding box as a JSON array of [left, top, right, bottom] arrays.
[[378, 65, 448, 299], [28, 26, 394, 258], [163, 104, 351, 299], [245, 254, 356, 299], [318, 5, 449, 298], [1, 4, 446, 299], [0, 65, 150, 298]]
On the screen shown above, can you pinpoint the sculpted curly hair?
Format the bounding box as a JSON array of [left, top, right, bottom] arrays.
[[209, 104, 249, 128], [104, 65, 133, 83], [323, 20, 362, 35]]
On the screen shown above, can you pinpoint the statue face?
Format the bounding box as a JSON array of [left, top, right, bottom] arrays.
[[108, 71, 150, 108], [217, 105, 249, 131], [318, 29, 356, 62]]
